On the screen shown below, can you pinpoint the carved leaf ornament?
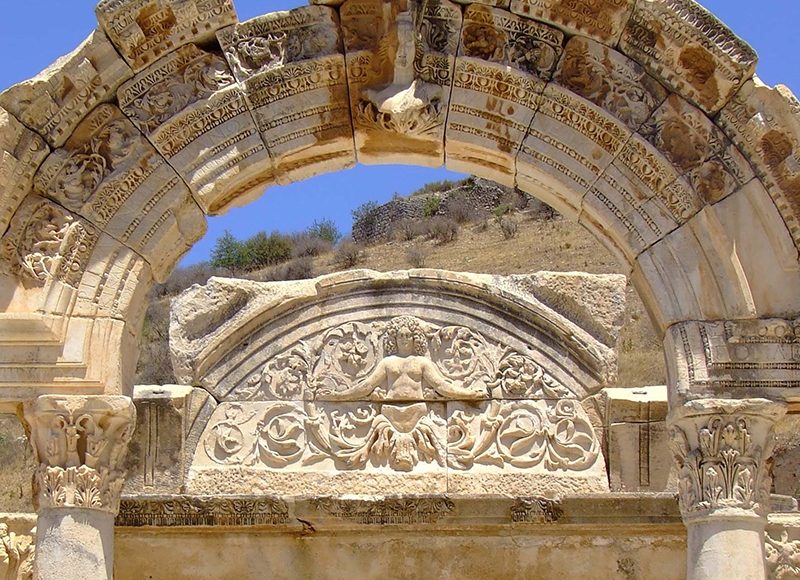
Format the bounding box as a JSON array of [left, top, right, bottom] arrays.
[[670, 415, 770, 517], [203, 316, 600, 473]]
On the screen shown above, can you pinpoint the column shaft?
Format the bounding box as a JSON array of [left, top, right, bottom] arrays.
[[23, 395, 135, 580], [668, 398, 785, 580]]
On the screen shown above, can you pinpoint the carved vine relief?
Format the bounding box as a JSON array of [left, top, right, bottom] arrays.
[[766, 530, 800, 580], [203, 316, 600, 473], [0, 523, 33, 580]]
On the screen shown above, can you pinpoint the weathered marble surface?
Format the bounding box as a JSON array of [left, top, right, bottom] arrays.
[[168, 269, 623, 497], [0, 0, 798, 415]]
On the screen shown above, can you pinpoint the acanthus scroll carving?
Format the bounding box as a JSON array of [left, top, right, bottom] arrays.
[[238, 315, 574, 403], [23, 396, 136, 514], [766, 530, 800, 580], [0, 522, 34, 580], [668, 400, 784, 521]]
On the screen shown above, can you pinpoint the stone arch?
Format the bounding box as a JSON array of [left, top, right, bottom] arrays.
[[0, 0, 798, 413]]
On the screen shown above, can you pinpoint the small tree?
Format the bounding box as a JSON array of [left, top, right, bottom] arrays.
[[210, 230, 250, 271], [306, 218, 342, 244], [352, 201, 379, 226], [245, 231, 293, 269]]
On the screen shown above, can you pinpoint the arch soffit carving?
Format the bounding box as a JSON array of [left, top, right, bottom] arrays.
[[0, 0, 798, 402]]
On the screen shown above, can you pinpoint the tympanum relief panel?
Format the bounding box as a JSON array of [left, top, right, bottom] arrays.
[[190, 315, 605, 495]]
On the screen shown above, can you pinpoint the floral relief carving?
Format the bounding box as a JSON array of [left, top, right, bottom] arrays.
[[447, 399, 599, 471], [459, 7, 564, 81], [1, 197, 98, 287], [0, 522, 34, 580], [219, 7, 341, 81], [238, 315, 574, 403], [669, 412, 775, 519], [766, 530, 800, 580], [557, 37, 667, 130], [24, 396, 136, 515], [201, 316, 599, 473], [121, 45, 235, 134]]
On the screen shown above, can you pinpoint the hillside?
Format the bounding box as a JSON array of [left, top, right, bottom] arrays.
[[137, 202, 664, 389]]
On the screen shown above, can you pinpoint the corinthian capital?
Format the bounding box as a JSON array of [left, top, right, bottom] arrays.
[[23, 395, 136, 515], [668, 398, 785, 522]]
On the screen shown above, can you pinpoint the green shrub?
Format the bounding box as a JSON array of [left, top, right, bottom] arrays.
[[352, 200, 380, 226], [493, 203, 512, 218], [412, 178, 469, 197], [210, 230, 251, 272], [423, 195, 441, 218], [245, 231, 293, 269]]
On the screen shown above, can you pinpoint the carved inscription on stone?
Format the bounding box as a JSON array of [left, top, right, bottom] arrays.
[[32, 105, 205, 281], [96, 0, 237, 72], [510, 497, 562, 523], [116, 496, 290, 527], [619, 0, 757, 114], [118, 44, 275, 214], [312, 496, 455, 524], [218, 6, 355, 183], [510, 0, 633, 44], [446, 6, 563, 183], [342, 0, 461, 165]]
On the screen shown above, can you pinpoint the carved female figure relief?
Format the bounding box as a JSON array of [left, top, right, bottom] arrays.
[[308, 316, 484, 471], [316, 316, 487, 402]]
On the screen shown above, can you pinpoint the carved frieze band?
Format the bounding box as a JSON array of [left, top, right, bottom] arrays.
[[23, 395, 136, 514], [116, 496, 289, 527], [312, 496, 455, 525], [668, 319, 800, 396], [668, 399, 784, 521]]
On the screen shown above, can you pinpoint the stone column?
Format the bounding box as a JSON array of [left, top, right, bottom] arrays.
[[668, 399, 785, 580], [23, 395, 135, 580]]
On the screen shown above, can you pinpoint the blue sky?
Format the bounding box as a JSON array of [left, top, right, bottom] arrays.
[[1, 1, 798, 265]]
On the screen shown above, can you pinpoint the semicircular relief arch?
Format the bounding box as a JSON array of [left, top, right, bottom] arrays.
[[0, 0, 799, 411]]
